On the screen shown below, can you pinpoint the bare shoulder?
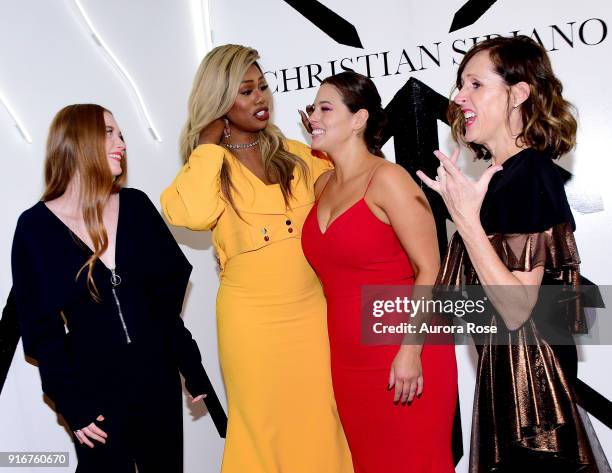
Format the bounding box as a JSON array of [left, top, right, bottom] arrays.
[[369, 161, 421, 199]]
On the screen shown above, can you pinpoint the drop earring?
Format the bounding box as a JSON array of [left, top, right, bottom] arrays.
[[223, 118, 231, 139]]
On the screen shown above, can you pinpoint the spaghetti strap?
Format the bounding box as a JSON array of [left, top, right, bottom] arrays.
[[317, 170, 334, 202], [363, 162, 385, 198]]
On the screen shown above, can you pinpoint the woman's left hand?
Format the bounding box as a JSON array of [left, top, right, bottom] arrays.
[[388, 346, 423, 405], [189, 394, 208, 404], [298, 104, 315, 134], [416, 149, 502, 228]]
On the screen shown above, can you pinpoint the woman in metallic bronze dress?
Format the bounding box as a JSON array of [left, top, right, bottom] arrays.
[[418, 36, 610, 472]]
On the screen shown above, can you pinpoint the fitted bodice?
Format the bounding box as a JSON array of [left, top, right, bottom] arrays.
[[302, 198, 415, 301]]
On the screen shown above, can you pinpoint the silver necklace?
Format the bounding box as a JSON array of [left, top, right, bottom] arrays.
[[223, 139, 259, 150]]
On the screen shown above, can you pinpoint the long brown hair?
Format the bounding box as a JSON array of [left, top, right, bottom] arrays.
[[449, 35, 577, 160], [43, 104, 126, 299], [180, 44, 308, 212]]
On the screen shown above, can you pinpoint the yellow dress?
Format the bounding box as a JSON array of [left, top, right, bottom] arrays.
[[161, 140, 353, 473]]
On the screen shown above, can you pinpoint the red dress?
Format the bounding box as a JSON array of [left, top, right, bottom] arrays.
[[301, 173, 457, 473]]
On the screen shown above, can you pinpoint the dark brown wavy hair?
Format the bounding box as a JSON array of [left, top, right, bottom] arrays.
[[43, 104, 126, 300], [321, 71, 387, 158], [449, 35, 577, 160]]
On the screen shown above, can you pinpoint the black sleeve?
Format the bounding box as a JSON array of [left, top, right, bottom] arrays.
[[0, 288, 19, 390], [480, 150, 575, 235], [135, 190, 209, 397], [11, 215, 99, 430]]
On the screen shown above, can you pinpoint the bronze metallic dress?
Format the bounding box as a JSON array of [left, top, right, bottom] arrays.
[[436, 148, 610, 472]]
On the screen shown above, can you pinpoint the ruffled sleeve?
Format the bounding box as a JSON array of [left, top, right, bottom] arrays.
[[436, 222, 586, 333], [488, 221, 580, 277], [437, 149, 586, 332]]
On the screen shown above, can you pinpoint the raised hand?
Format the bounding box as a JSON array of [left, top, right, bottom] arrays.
[[416, 149, 502, 227], [298, 104, 315, 134], [198, 117, 230, 145]]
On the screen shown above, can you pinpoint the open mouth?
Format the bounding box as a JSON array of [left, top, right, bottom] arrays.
[[311, 128, 325, 137], [109, 153, 122, 162], [254, 108, 270, 121], [463, 110, 477, 127]]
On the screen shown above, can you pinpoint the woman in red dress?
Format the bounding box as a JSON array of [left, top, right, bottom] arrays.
[[301, 71, 457, 473]]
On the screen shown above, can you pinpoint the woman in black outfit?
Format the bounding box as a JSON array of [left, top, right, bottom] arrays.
[[418, 36, 610, 472], [11, 104, 208, 472]]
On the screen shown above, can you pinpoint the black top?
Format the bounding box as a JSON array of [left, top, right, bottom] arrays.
[[480, 147, 575, 234], [11, 188, 208, 430], [478, 147, 580, 340]]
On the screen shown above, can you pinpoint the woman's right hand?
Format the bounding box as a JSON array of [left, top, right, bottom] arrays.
[[198, 118, 229, 145], [74, 415, 108, 448], [388, 346, 423, 405]]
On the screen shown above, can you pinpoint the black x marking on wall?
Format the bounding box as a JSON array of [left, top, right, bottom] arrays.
[[449, 0, 499, 32], [282, 0, 363, 49]]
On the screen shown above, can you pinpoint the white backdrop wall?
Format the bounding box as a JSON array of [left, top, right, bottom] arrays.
[[0, 1, 610, 472]]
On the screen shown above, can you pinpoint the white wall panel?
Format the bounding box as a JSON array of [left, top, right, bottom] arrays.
[[0, 1, 610, 472]]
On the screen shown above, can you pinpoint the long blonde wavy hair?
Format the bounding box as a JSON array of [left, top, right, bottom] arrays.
[[179, 44, 307, 211], [43, 104, 126, 300]]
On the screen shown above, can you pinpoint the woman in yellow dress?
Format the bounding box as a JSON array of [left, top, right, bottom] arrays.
[[161, 45, 352, 473]]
